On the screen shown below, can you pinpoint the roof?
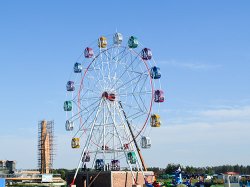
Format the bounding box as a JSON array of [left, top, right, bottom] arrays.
[[224, 172, 240, 175]]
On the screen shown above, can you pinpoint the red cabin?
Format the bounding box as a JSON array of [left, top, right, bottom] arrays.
[[141, 48, 152, 60], [108, 93, 116, 101], [102, 92, 115, 101], [154, 90, 164, 102], [84, 47, 94, 58]]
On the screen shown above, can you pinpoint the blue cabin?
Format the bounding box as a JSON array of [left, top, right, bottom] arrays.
[[74, 62, 82, 73], [66, 81, 75, 91], [95, 159, 105, 170], [150, 66, 161, 79]]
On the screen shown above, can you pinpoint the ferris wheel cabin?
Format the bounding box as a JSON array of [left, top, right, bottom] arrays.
[[150, 66, 161, 79], [141, 136, 151, 149], [66, 81, 75, 91], [128, 36, 138, 48], [98, 36, 107, 48], [141, 48, 152, 60], [74, 62, 82, 73], [127, 152, 137, 164], [154, 90, 165, 102], [84, 47, 94, 58], [95, 159, 105, 170], [64, 101, 72, 111], [113, 32, 123, 45], [111, 160, 120, 171], [150, 114, 161, 127], [102, 91, 116, 101], [83, 152, 90, 162], [65, 120, 74, 131], [71, 138, 80, 149]]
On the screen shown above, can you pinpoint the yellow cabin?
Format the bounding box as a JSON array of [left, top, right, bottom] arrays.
[[98, 36, 107, 48], [71, 138, 80, 148], [150, 114, 161, 127]]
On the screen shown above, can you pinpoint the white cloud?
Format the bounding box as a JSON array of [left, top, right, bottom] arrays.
[[200, 106, 250, 119], [142, 104, 250, 167], [146, 119, 250, 167]]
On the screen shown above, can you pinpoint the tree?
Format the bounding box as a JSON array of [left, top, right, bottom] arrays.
[[165, 163, 180, 174]]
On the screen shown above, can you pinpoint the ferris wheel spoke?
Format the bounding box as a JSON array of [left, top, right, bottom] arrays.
[[131, 74, 149, 94], [74, 99, 104, 137], [109, 53, 140, 90], [75, 98, 99, 114], [119, 100, 146, 112], [111, 47, 128, 63], [79, 88, 99, 100], [71, 100, 101, 131], [117, 91, 151, 97], [85, 77, 103, 93], [114, 72, 145, 91], [70, 99, 101, 125], [86, 68, 105, 91], [132, 94, 146, 113]]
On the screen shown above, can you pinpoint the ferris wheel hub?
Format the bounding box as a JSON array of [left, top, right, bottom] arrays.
[[102, 91, 116, 101]]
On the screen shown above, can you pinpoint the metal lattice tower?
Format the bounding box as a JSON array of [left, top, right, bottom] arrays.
[[38, 120, 54, 174]]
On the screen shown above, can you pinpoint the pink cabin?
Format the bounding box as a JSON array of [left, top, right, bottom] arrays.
[[141, 48, 152, 60], [154, 90, 164, 102], [84, 47, 94, 58]]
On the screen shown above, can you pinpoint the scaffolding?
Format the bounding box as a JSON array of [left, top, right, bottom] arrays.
[[38, 120, 54, 174]]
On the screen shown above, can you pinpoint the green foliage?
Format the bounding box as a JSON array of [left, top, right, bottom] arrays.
[[147, 167, 165, 177], [165, 163, 181, 174], [163, 164, 250, 176], [212, 179, 224, 184], [177, 184, 187, 187], [52, 168, 74, 180]]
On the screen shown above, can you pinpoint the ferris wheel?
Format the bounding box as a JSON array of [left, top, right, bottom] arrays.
[[64, 32, 164, 184]]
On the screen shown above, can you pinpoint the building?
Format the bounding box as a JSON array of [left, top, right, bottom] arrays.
[[66, 170, 155, 187], [0, 160, 16, 174]]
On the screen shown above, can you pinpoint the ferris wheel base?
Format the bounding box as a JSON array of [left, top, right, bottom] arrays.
[[67, 170, 155, 187]]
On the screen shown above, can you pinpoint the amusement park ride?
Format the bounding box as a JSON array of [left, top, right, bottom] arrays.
[[64, 33, 164, 186]]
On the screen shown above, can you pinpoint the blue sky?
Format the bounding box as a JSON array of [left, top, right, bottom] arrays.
[[0, 0, 250, 169]]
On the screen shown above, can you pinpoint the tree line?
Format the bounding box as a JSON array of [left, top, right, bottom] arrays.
[[148, 163, 250, 176]]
